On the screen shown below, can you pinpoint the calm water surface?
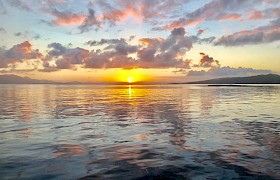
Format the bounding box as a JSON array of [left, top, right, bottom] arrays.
[[0, 84, 280, 179]]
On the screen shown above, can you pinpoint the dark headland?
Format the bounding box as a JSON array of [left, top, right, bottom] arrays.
[[173, 74, 280, 85]]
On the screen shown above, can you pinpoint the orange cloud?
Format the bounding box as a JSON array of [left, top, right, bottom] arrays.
[[48, 8, 86, 26], [16, 41, 33, 53], [100, 3, 142, 24], [247, 11, 264, 20], [0, 41, 42, 68], [54, 14, 86, 26], [138, 38, 164, 46], [246, 8, 280, 21], [219, 13, 241, 21]]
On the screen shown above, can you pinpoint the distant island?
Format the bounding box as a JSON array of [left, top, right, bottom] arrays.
[[0, 74, 280, 84], [0, 74, 82, 84], [185, 74, 280, 84]]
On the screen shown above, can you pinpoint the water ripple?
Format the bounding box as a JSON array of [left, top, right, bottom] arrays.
[[0, 84, 279, 179]]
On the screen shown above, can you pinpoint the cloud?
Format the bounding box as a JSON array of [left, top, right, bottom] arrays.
[[197, 29, 205, 36], [6, 0, 31, 11], [97, 0, 187, 23], [151, 27, 166, 31], [77, 0, 189, 32], [0, 27, 6, 33], [128, 35, 135, 41], [49, 8, 86, 26], [188, 52, 272, 77], [13, 31, 42, 40], [43, 43, 90, 70], [84, 27, 193, 69], [0, 23, 276, 74], [84, 38, 138, 69], [79, 8, 101, 32], [14, 32, 28, 38], [246, 8, 280, 20], [139, 0, 187, 22], [214, 18, 280, 46], [0, 41, 42, 68], [198, 37, 216, 44], [195, 53, 220, 68], [167, 1, 279, 30], [42, 0, 66, 6], [33, 34, 41, 40], [96, 0, 142, 25], [0, 1, 6, 14], [168, 0, 251, 29], [135, 27, 193, 68], [188, 66, 272, 77], [85, 38, 127, 46]]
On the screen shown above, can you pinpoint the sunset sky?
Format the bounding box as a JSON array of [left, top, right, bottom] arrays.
[[0, 0, 279, 83]]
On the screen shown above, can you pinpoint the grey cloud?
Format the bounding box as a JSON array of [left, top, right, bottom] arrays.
[[79, 8, 101, 33], [85, 38, 125, 46], [138, 47, 157, 62], [14, 32, 22, 36], [0, 1, 7, 14], [14, 32, 27, 37], [136, 27, 193, 68], [171, 27, 185, 37], [151, 27, 166, 31], [44, 43, 90, 70], [169, 0, 255, 28], [14, 31, 40, 40], [128, 35, 136, 41], [0, 27, 6, 33], [47, 43, 67, 56], [214, 18, 280, 46], [6, 0, 31, 11], [198, 37, 216, 44], [86, 38, 138, 55], [39, 19, 54, 27], [55, 58, 72, 69], [33, 34, 41, 40], [84, 27, 193, 69]]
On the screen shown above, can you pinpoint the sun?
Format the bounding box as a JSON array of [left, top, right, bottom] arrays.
[[127, 76, 134, 83]]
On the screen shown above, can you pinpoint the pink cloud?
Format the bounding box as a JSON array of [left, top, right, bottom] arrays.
[[247, 11, 264, 20], [0, 41, 42, 68], [98, 1, 142, 24], [246, 8, 280, 21], [54, 14, 86, 26], [49, 8, 86, 26], [167, 0, 258, 29], [219, 13, 241, 21]]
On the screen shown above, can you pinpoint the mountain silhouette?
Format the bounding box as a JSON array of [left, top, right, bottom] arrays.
[[187, 74, 280, 84], [0, 74, 56, 84]]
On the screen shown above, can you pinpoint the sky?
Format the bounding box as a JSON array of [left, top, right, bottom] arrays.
[[0, 0, 279, 83]]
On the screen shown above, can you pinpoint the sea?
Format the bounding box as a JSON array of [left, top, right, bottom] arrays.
[[0, 84, 279, 179]]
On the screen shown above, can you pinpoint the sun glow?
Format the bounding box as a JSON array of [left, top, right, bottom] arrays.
[[104, 69, 154, 83], [127, 76, 134, 83]]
